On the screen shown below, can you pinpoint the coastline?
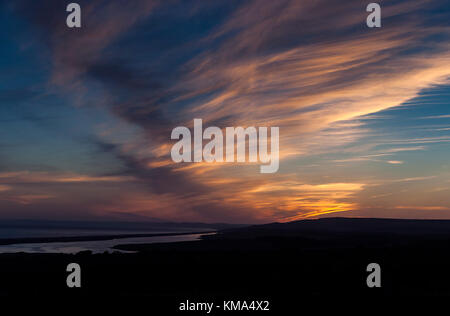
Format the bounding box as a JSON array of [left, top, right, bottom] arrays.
[[0, 230, 217, 246]]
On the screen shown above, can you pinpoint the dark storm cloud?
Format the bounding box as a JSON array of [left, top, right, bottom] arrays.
[[90, 138, 211, 197], [83, 60, 175, 142]]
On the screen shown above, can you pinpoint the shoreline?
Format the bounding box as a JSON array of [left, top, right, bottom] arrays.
[[0, 230, 217, 246]]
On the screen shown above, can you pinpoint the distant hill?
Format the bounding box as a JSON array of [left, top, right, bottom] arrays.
[[212, 217, 450, 240]]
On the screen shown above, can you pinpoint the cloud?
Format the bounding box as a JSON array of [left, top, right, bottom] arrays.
[[7, 0, 450, 222], [0, 171, 133, 184], [387, 160, 404, 164], [420, 114, 450, 119], [395, 205, 450, 211], [11, 0, 160, 85], [0, 194, 55, 205], [0, 185, 11, 192]]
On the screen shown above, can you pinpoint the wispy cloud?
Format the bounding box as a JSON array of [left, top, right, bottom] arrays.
[[5, 0, 450, 222], [0, 171, 133, 184], [420, 114, 450, 119], [395, 205, 450, 211], [387, 160, 404, 164]]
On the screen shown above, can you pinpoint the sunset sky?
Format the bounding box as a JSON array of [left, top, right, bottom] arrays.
[[0, 0, 449, 223]]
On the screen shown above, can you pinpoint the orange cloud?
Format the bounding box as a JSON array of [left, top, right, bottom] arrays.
[[21, 0, 449, 222], [0, 171, 133, 184]]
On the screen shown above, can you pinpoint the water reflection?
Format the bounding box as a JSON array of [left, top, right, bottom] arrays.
[[0, 233, 212, 254]]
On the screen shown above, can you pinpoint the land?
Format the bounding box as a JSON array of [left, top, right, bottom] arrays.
[[2, 217, 450, 309]]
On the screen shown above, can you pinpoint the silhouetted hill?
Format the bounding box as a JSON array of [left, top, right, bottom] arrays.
[[213, 217, 450, 239]]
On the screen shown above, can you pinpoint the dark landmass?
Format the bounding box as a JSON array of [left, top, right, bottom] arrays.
[[212, 217, 450, 236], [2, 217, 450, 308]]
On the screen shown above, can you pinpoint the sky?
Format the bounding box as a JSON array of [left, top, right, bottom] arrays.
[[0, 0, 449, 223]]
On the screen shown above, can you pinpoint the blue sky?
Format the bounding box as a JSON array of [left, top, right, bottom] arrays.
[[0, 0, 449, 223]]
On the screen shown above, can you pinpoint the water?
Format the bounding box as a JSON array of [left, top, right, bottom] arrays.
[[0, 233, 213, 254], [0, 228, 183, 239]]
